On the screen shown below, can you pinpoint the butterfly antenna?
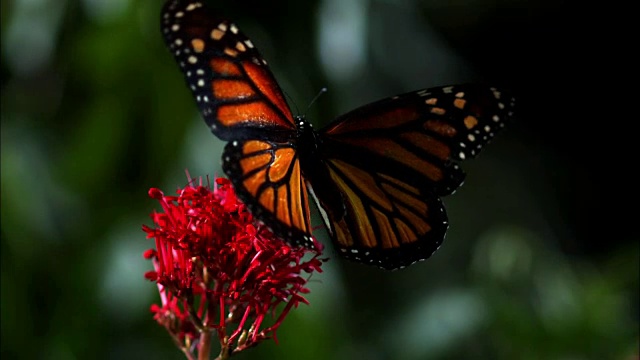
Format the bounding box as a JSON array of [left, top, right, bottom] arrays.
[[305, 87, 328, 115], [283, 89, 301, 117]]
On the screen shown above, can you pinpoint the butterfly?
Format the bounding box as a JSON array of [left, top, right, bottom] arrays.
[[161, 0, 515, 270]]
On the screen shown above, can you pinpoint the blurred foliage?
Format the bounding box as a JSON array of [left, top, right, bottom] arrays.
[[1, 0, 637, 359]]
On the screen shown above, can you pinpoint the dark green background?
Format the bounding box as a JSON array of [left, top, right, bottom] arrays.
[[1, 0, 637, 359]]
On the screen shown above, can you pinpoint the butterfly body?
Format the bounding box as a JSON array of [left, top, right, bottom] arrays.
[[162, 0, 515, 270]]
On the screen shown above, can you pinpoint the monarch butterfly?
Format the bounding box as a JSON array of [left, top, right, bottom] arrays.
[[161, 0, 515, 270]]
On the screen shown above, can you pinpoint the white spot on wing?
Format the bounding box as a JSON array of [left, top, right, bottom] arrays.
[[186, 3, 200, 11]]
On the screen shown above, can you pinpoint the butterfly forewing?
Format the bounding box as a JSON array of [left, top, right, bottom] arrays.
[[222, 140, 315, 248], [161, 0, 296, 141], [322, 84, 515, 195]]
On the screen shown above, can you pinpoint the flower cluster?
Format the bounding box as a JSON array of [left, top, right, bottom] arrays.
[[142, 178, 324, 360]]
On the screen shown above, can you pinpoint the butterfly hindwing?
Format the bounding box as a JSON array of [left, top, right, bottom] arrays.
[[315, 158, 448, 269], [222, 139, 314, 248], [161, 0, 296, 141]]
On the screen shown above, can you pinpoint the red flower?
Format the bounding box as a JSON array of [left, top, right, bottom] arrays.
[[142, 177, 324, 360]]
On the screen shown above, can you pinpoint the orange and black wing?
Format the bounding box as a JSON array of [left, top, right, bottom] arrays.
[[162, 1, 311, 246], [223, 140, 314, 248], [161, 0, 296, 141], [317, 84, 515, 269]]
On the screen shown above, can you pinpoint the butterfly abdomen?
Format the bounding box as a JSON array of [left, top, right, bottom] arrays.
[[295, 117, 346, 223]]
